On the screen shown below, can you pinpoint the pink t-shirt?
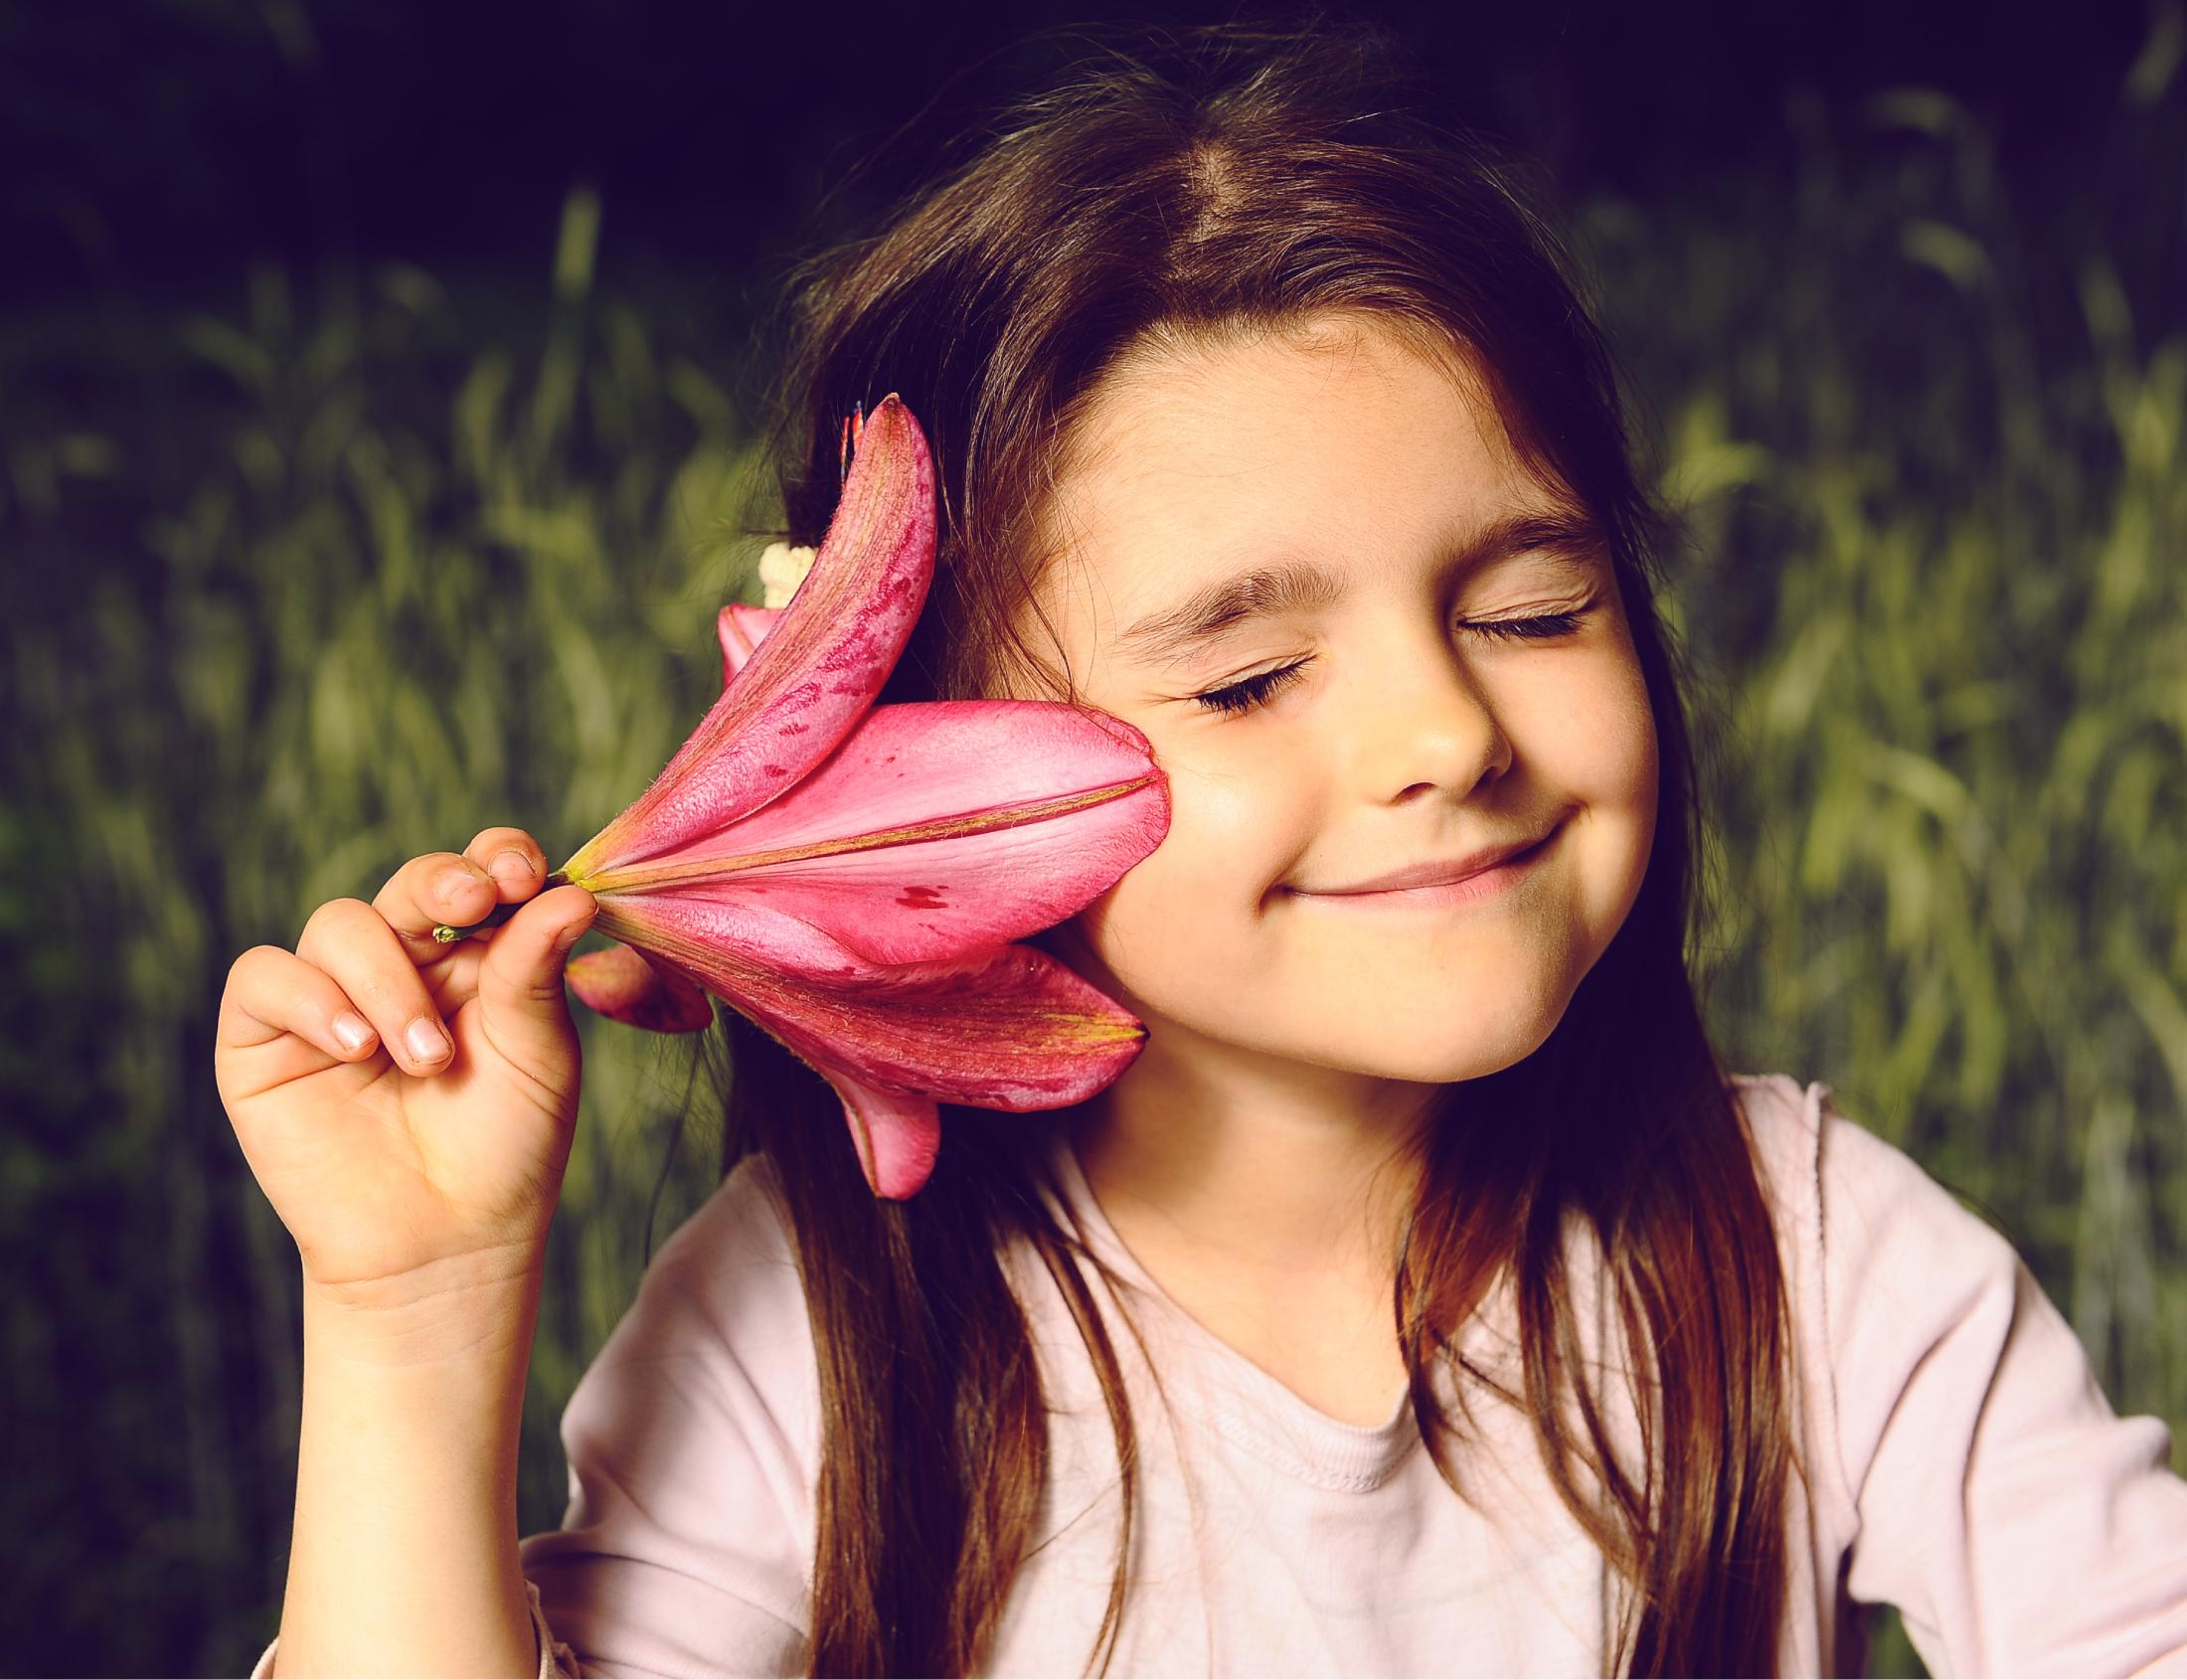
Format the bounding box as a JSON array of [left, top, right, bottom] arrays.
[[250, 1075, 2187, 1676]]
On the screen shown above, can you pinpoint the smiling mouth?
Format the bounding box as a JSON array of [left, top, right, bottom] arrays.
[[1284, 824, 1561, 903]]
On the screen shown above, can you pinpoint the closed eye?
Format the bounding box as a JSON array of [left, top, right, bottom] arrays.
[[1465, 608, 1589, 643], [1189, 658, 1313, 718], [1186, 608, 1592, 718]]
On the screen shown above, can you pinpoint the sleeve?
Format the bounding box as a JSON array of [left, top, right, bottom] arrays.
[[1816, 1086, 2187, 1675], [247, 1575, 577, 1678], [517, 1158, 820, 1678]]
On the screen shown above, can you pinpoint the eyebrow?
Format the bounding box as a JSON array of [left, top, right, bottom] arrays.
[[1114, 508, 1609, 664]]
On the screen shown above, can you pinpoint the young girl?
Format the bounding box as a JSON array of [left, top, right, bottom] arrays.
[[219, 22, 2187, 1678]]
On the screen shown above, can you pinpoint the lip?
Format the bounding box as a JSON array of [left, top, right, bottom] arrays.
[[1302, 829, 1557, 896], [1290, 829, 1556, 910]]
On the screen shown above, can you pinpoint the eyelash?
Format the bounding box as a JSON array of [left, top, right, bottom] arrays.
[[1186, 609, 1591, 718]]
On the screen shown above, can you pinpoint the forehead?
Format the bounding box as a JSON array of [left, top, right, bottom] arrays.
[[1027, 316, 1567, 638], [1063, 313, 1514, 481]]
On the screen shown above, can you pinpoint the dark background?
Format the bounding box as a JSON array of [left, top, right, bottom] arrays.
[[6, 2, 2183, 1675], [3, 0, 2165, 306]]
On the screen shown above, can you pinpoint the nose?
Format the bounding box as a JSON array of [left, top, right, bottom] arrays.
[[1338, 618, 1513, 803]]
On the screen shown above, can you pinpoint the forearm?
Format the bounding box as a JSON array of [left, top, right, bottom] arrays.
[[270, 1272, 544, 1677]]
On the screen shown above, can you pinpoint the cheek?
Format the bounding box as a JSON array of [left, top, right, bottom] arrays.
[[1611, 660, 1660, 826], [1120, 752, 1300, 907], [1511, 643, 1656, 805], [1592, 673, 1658, 818], [1060, 740, 1308, 966], [1541, 653, 1660, 931]]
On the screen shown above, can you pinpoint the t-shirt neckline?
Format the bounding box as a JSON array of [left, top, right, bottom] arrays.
[[1042, 1122, 1430, 1494]]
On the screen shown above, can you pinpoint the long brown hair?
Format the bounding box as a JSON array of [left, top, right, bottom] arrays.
[[673, 18, 1800, 1675]]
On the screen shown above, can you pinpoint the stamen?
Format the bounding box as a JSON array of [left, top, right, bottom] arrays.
[[837, 400, 868, 488]]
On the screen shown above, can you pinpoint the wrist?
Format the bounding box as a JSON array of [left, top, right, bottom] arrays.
[[300, 1246, 545, 1372], [301, 1260, 544, 1382], [296, 1288, 536, 1514]]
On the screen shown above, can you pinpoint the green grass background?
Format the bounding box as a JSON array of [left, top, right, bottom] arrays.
[[3, 50, 2183, 1678]]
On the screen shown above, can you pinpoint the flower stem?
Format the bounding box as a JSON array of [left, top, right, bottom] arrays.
[[431, 869, 573, 943]]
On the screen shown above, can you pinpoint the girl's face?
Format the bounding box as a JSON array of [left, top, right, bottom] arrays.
[[1012, 312, 1658, 1106]]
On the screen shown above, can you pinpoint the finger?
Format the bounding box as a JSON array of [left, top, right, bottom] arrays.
[[295, 899, 457, 1077], [473, 884, 598, 1086], [371, 850, 503, 957], [219, 944, 385, 1063], [459, 827, 551, 902]]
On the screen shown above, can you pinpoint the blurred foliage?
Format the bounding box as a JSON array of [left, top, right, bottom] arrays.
[[3, 40, 2183, 1677], [0, 188, 770, 1674]]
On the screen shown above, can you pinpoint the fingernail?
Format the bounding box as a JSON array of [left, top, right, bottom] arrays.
[[333, 1013, 375, 1054], [407, 1017, 450, 1064], [553, 916, 591, 951], [490, 850, 533, 885], [437, 867, 478, 903]]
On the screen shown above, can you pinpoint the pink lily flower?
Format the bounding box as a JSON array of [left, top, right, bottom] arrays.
[[538, 394, 1170, 1199]]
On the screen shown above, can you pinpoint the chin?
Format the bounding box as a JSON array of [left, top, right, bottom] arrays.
[[1390, 997, 1572, 1082], [1362, 1042, 1540, 1086], [1267, 1010, 1559, 1087]]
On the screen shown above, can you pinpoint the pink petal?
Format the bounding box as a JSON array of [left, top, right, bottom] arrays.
[[563, 395, 934, 881], [565, 944, 714, 1033], [567, 930, 945, 1195], [717, 603, 781, 688], [596, 701, 1170, 964], [811, 1062, 942, 1199], [590, 893, 1149, 1111]]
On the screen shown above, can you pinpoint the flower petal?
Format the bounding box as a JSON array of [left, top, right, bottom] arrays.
[[811, 1062, 942, 1199], [589, 701, 1169, 964], [717, 603, 781, 689], [589, 892, 1149, 1111], [565, 943, 715, 1033], [563, 394, 935, 881]]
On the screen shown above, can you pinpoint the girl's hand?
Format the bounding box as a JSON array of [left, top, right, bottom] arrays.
[[215, 827, 600, 1310]]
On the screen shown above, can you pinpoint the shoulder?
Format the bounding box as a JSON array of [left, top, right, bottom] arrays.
[[1721, 1070, 1825, 1239], [1723, 1071, 2035, 1506], [628, 1152, 809, 1357], [1726, 1079, 2187, 1673], [566, 1151, 820, 1499], [1723, 1070, 2014, 1286], [523, 1153, 819, 1673]]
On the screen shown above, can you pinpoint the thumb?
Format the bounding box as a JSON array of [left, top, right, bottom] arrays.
[[474, 884, 597, 1073]]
